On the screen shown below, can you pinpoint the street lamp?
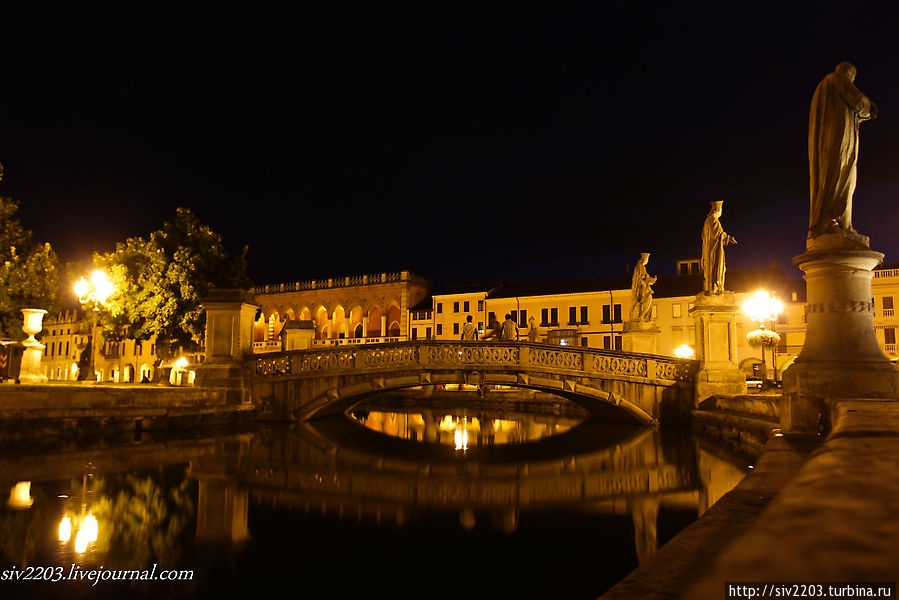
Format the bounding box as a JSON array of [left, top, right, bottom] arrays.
[[742, 290, 783, 391], [74, 270, 115, 382]]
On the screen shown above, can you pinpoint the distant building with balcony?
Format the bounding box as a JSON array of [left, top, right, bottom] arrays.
[[252, 270, 430, 351]]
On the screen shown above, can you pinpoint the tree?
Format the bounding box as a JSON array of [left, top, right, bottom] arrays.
[[0, 197, 60, 338], [95, 208, 250, 364]]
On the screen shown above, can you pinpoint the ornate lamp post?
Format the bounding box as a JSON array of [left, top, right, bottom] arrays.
[[74, 270, 115, 382], [742, 291, 783, 391]]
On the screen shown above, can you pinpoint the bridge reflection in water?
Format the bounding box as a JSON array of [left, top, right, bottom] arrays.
[[0, 394, 748, 599]]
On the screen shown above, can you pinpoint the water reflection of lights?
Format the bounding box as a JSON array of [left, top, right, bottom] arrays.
[[58, 474, 99, 555], [454, 418, 469, 452], [354, 409, 582, 447], [7, 481, 34, 509]]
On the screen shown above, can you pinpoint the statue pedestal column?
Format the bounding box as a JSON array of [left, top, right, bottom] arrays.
[[622, 321, 660, 355], [782, 235, 899, 432], [691, 292, 745, 404], [195, 290, 259, 404]]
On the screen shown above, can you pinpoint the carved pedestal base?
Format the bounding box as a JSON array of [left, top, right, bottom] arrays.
[[19, 342, 47, 384], [782, 239, 899, 432], [691, 292, 745, 404], [194, 363, 250, 405], [622, 321, 660, 355]]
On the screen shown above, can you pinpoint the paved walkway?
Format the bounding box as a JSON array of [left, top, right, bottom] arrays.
[[683, 399, 899, 598]]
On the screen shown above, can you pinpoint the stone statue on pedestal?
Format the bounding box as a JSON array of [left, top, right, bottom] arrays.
[[808, 62, 877, 240], [701, 201, 736, 295], [629, 253, 657, 322]]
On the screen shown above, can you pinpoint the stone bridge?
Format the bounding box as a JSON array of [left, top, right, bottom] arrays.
[[248, 341, 697, 424]]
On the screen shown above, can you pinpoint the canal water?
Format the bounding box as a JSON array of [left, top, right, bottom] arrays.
[[0, 391, 749, 599]]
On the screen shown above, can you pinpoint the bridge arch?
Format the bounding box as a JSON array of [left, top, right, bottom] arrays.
[[306, 377, 654, 424], [250, 341, 697, 425]]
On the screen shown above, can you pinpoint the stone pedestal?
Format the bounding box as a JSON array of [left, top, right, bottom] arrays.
[[690, 292, 745, 403], [281, 319, 315, 351], [782, 234, 899, 432], [19, 309, 47, 384], [195, 290, 259, 402], [622, 321, 660, 355]]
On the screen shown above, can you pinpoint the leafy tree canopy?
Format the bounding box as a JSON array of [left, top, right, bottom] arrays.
[[0, 197, 60, 338], [95, 208, 250, 359]]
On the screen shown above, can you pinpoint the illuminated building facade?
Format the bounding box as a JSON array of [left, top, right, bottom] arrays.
[[252, 270, 430, 350], [40, 310, 159, 382]]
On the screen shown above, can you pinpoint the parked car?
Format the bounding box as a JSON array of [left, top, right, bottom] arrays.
[[745, 377, 763, 390]]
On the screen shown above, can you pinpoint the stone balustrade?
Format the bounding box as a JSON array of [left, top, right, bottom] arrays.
[[252, 340, 696, 383]]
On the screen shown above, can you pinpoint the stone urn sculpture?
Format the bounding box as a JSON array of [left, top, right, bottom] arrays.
[[22, 309, 46, 344], [19, 308, 48, 384]]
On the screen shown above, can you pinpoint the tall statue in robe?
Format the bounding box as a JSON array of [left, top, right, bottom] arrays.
[[630, 252, 657, 322], [808, 62, 877, 238], [701, 201, 737, 295]]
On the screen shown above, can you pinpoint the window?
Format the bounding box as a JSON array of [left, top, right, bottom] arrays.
[[884, 296, 894, 310], [519, 310, 527, 328], [613, 304, 622, 323], [411, 328, 418, 340], [569, 306, 577, 325], [541, 308, 549, 326], [488, 312, 497, 326], [550, 307, 558, 325], [580, 306, 588, 325], [603, 336, 611, 349], [136, 342, 142, 356], [602, 305, 611, 324], [691, 261, 700, 274], [679, 263, 689, 275], [614, 335, 622, 351], [477, 322, 484, 333], [426, 327, 432, 339], [510, 310, 517, 324], [463, 301, 470, 312], [886, 328, 896, 345], [50, 342, 55, 357], [453, 323, 459, 335], [580, 337, 588, 347], [478, 300, 484, 311], [437, 302, 443, 314], [65, 341, 70, 357], [437, 324, 443, 335], [672, 303, 682, 318], [453, 302, 459, 313]]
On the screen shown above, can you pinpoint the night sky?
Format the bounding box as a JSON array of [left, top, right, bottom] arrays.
[[3, 4, 899, 288]]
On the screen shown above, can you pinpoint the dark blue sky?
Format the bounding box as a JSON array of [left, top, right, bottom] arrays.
[[3, 4, 899, 287]]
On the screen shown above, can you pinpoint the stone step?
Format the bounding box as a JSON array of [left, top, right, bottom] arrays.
[[698, 393, 781, 421], [691, 408, 781, 457]]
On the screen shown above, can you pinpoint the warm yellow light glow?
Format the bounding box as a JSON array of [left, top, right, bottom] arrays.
[[7, 481, 33, 509], [742, 290, 783, 324], [58, 517, 72, 543], [438, 415, 456, 431], [74, 277, 89, 300], [83, 514, 98, 543], [75, 269, 115, 306], [674, 344, 695, 359], [174, 357, 189, 370], [71, 362, 79, 375], [74, 527, 89, 553], [454, 427, 468, 451]]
